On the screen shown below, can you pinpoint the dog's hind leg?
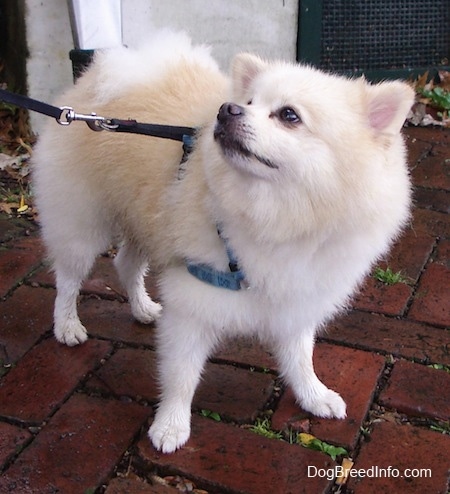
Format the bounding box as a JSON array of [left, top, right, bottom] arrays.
[[114, 242, 162, 324], [45, 209, 113, 346], [52, 242, 103, 347]]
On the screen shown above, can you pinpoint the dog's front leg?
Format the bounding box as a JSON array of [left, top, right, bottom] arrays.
[[149, 310, 216, 453], [273, 330, 347, 419]]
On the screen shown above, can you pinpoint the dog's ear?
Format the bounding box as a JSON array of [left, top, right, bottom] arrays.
[[365, 81, 415, 135], [231, 53, 266, 99]]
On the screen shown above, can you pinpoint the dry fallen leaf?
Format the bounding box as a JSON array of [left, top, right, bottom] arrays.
[[17, 194, 28, 213], [0, 201, 18, 215], [335, 457, 355, 486]]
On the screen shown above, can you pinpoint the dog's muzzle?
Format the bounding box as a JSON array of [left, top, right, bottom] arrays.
[[213, 102, 279, 170]]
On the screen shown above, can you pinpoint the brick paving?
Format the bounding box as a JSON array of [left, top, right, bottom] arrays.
[[0, 125, 448, 493]]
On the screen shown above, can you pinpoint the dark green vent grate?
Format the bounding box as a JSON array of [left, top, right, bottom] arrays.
[[298, 0, 450, 80]]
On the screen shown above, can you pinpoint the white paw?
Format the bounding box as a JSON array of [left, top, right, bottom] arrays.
[[148, 409, 190, 454], [301, 388, 347, 419], [54, 319, 88, 347], [131, 298, 162, 324]]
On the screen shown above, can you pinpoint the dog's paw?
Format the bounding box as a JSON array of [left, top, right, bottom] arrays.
[[54, 320, 88, 347], [148, 411, 190, 454], [132, 298, 163, 325], [301, 388, 347, 419]]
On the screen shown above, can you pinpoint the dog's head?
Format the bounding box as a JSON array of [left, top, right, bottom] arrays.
[[214, 53, 413, 179], [207, 53, 414, 239]]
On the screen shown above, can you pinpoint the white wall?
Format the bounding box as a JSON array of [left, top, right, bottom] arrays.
[[25, 0, 299, 133]]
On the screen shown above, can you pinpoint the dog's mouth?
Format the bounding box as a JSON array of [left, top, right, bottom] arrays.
[[214, 127, 279, 170]]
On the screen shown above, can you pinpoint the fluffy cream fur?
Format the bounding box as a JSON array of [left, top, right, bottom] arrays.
[[32, 31, 414, 453]]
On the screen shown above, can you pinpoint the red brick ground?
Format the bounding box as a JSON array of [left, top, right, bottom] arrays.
[[0, 126, 448, 493]]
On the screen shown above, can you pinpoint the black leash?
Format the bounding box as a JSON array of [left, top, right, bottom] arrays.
[[0, 88, 64, 120], [0, 88, 196, 144], [109, 119, 195, 142]]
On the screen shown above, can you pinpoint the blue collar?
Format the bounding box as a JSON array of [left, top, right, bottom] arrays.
[[185, 228, 247, 291]]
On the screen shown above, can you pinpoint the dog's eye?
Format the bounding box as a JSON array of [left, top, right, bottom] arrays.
[[279, 107, 301, 124], [247, 99, 253, 105]]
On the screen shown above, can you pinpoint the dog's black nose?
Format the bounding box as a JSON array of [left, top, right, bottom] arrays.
[[217, 102, 245, 122]]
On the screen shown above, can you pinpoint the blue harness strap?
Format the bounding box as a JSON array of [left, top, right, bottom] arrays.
[[185, 228, 247, 291], [186, 262, 245, 291]]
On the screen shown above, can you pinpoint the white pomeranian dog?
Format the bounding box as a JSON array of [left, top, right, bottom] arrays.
[[32, 31, 414, 453]]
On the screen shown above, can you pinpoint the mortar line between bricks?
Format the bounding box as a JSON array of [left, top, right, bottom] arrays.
[[320, 331, 450, 372], [360, 404, 450, 463], [414, 187, 450, 215], [395, 228, 436, 319], [317, 334, 393, 359], [209, 356, 277, 375], [410, 142, 434, 166], [353, 307, 448, 331], [374, 407, 450, 433], [79, 342, 164, 412], [344, 355, 450, 477], [0, 413, 42, 430], [415, 180, 450, 189], [189, 382, 284, 427], [133, 436, 230, 494], [0, 260, 46, 301], [133, 451, 247, 494], [86, 334, 158, 352], [79, 291, 127, 304], [317, 477, 337, 494], [101, 417, 153, 493], [0, 339, 118, 464], [414, 184, 450, 196], [200, 358, 287, 423], [333, 358, 396, 477], [22, 261, 48, 283], [324, 303, 449, 335], [78, 340, 120, 393], [0, 424, 35, 476], [24, 280, 57, 291], [402, 235, 443, 320], [1, 330, 54, 371]]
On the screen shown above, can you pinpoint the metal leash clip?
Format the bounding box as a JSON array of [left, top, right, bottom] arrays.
[[57, 106, 118, 131]]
